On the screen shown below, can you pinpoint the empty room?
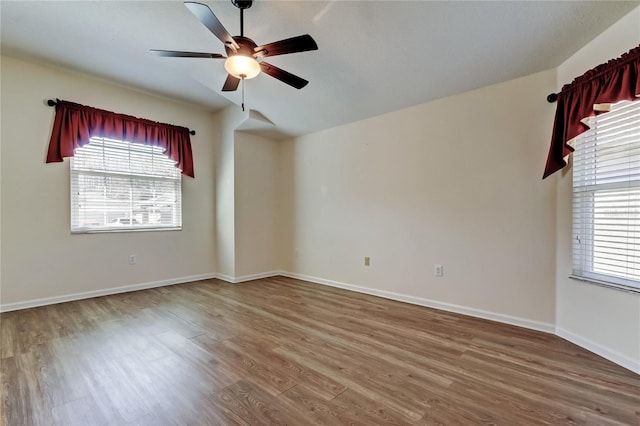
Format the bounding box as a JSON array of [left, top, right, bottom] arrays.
[[1, 1, 639, 424]]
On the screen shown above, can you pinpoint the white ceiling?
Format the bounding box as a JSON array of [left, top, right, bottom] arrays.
[[2, 1, 638, 138]]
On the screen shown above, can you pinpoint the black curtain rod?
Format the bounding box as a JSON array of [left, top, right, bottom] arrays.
[[547, 93, 558, 103], [46, 99, 196, 135]]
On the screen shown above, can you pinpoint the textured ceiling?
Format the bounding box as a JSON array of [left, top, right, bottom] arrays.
[[2, 1, 638, 138]]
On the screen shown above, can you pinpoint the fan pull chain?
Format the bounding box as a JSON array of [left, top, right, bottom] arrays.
[[241, 78, 245, 112]]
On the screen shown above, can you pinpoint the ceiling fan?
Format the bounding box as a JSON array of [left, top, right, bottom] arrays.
[[151, 0, 318, 94]]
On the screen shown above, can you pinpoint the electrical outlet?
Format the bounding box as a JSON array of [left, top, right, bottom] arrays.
[[434, 264, 443, 277], [364, 256, 370, 266], [129, 255, 137, 265]]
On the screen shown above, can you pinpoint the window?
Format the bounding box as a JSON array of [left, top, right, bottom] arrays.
[[71, 137, 182, 232], [572, 100, 640, 291]]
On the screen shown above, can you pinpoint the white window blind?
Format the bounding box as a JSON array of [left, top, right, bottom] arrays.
[[71, 137, 182, 232], [572, 99, 640, 290]]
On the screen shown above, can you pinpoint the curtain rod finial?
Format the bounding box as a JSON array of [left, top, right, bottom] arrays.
[[547, 93, 558, 103], [47, 99, 57, 107], [189, 130, 196, 136]]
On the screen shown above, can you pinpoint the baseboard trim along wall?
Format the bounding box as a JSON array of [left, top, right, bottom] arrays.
[[555, 327, 640, 375], [0, 270, 554, 334], [216, 271, 281, 284], [279, 271, 555, 334], [0, 273, 217, 313]]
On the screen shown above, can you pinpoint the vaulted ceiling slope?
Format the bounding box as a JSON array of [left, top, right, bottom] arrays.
[[2, 1, 638, 138]]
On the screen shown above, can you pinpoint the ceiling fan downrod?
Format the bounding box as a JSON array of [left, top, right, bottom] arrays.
[[232, 0, 253, 37]]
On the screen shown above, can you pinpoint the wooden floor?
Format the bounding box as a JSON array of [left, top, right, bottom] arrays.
[[1, 277, 639, 426]]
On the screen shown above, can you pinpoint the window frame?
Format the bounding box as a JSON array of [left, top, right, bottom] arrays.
[[570, 99, 640, 294], [70, 136, 183, 234]]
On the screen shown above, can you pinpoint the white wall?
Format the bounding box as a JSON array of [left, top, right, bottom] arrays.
[[554, 8, 640, 373], [234, 131, 280, 277], [213, 106, 247, 279], [0, 56, 217, 309], [280, 69, 558, 329], [211, 107, 281, 281]]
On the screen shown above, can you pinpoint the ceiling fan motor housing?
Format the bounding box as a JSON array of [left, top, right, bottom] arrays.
[[225, 35, 258, 57]]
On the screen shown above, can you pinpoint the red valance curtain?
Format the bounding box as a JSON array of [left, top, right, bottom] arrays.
[[543, 44, 640, 179], [46, 100, 195, 177]]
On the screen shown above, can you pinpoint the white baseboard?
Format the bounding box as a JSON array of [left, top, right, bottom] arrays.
[[215, 273, 236, 283], [556, 327, 640, 375], [279, 271, 555, 334], [0, 273, 217, 313], [216, 271, 280, 284]]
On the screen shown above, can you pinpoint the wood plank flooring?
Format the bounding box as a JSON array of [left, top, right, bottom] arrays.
[[1, 276, 639, 425]]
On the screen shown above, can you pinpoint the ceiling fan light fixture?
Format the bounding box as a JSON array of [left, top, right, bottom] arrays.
[[224, 55, 260, 79]]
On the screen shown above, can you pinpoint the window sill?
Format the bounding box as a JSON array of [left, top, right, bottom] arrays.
[[568, 275, 640, 294], [71, 227, 181, 234]]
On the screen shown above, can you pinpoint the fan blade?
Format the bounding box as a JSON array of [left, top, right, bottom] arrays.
[[184, 2, 239, 51], [150, 49, 225, 59], [222, 74, 241, 92], [260, 62, 308, 89], [254, 34, 318, 58]]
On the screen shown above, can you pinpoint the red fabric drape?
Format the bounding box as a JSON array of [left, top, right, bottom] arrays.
[[46, 100, 195, 177], [543, 45, 640, 179]]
